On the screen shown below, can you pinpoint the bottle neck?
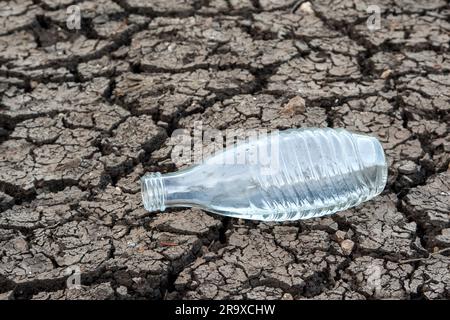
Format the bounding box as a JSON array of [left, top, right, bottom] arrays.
[[140, 170, 200, 212], [140, 172, 167, 212]]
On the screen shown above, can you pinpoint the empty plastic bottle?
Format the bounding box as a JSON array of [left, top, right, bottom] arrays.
[[141, 128, 387, 221]]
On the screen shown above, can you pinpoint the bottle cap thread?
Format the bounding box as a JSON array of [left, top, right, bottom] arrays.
[[140, 172, 166, 212]]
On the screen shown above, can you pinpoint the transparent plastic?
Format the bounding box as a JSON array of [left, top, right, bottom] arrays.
[[141, 128, 387, 221]]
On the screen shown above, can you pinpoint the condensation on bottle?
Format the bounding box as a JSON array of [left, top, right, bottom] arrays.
[[141, 128, 388, 221]]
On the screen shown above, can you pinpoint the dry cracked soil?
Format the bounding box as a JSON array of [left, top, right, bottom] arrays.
[[0, 0, 449, 300]]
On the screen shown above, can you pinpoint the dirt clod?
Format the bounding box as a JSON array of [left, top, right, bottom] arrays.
[[340, 239, 355, 256]]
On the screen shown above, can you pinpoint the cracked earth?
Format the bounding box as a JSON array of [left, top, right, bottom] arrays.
[[0, 0, 449, 300]]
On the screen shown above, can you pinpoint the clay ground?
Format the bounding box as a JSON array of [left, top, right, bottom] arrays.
[[0, 0, 449, 300]]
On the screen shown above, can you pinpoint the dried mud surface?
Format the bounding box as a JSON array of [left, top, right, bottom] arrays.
[[0, 0, 449, 300]]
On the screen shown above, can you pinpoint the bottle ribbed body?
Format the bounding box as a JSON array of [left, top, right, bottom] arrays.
[[141, 128, 387, 221], [243, 128, 387, 220]]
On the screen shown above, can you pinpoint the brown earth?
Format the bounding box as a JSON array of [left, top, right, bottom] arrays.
[[0, 0, 449, 300]]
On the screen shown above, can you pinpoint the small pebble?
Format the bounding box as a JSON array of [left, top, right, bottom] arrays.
[[282, 293, 294, 300], [280, 96, 306, 115], [299, 2, 314, 14], [334, 230, 347, 243], [398, 161, 418, 175], [116, 286, 128, 296], [380, 69, 393, 79], [340, 239, 354, 256]]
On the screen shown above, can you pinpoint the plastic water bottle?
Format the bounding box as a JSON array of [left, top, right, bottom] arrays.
[[141, 128, 387, 221]]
